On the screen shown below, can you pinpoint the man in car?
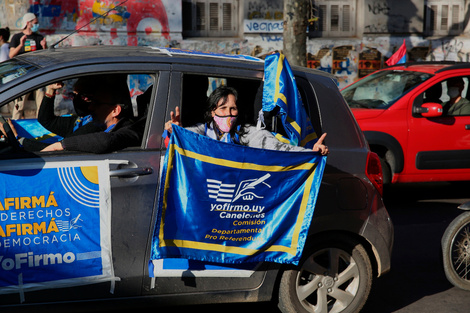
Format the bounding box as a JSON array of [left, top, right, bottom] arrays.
[[20, 77, 109, 151], [40, 76, 140, 153], [2, 75, 128, 152], [443, 77, 470, 116], [1, 74, 142, 154]]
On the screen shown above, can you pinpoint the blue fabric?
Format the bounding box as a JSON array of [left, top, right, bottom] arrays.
[[12, 119, 62, 144], [262, 53, 317, 148], [204, 123, 240, 144], [104, 123, 116, 133], [150, 125, 326, 265], [73, 115, 93, 132]]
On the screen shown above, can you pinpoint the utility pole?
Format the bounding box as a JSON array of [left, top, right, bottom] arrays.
[[283, 0, 308, 67]]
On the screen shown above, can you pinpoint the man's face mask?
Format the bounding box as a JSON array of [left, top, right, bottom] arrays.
[[72, 92, 92, 117], [213, 114, 237, 133], [448, 86, 461, 99], [31, 23, 39, 33]]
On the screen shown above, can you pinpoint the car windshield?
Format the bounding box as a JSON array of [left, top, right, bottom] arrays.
[[0, 59, 39, 86], [341, 70, 433, 109]]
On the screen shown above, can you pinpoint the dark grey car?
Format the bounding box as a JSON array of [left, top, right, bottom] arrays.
[[0, 46, 393, 313]]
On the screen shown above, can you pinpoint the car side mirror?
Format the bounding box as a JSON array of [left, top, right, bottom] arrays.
[[415, 102, 443, 118]]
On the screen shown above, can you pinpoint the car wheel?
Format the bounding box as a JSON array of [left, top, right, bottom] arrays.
[[278, 235, 372, 313], [442, 211, 470, 290]]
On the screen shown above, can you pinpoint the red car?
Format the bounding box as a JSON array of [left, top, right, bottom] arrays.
[[341, 62, 470, 184]]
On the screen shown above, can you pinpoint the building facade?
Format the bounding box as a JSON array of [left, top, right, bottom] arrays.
[[1, 0, 470, 88]]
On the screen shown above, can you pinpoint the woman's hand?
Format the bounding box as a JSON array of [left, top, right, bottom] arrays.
[[313, 133, 329, 155], [164, 106, 181, 134]]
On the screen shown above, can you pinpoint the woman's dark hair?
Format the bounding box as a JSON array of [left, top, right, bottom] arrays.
[[204, 85, 238, 122], [0, 27, 10, 42]]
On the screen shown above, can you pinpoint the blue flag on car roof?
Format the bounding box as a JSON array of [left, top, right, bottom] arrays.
[[262, 53, 317, 148], [150, 125, 326, 265]]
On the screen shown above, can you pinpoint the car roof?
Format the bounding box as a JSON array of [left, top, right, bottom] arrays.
[[383, 61, 470, 75], [15, 46, 263, 68], [13, 45, 336, 80]]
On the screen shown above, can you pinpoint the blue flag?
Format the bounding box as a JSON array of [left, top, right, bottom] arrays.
[[12, 119, 62, 144], [262, 53, 317, 148], [150, 126, 326, 265]]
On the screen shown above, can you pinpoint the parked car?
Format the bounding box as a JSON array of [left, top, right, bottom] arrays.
[[341, 62, 470, 184], [0, 46, 392, 313]]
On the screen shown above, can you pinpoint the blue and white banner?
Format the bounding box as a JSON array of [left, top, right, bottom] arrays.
[[150, 126, 326, 265], [262, 53, 317, 148], [0, 160, 115, 298]]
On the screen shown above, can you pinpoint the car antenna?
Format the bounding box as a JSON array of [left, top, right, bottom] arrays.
[[49, 0, 129, 50]]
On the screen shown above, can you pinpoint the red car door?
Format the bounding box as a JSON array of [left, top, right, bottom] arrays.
[[407, 78, 470, 182]]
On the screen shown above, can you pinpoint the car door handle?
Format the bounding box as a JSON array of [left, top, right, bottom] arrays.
[[466, 125, 470, 130], [110, 167, 153, 178]]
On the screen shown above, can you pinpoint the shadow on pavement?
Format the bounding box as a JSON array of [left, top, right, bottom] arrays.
[[362, 182, 470, 312]]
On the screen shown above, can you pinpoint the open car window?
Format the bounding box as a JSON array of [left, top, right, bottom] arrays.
[[180, 74, 263, 129], [0, 73, 156, 156], [179, 73, 319, 139]]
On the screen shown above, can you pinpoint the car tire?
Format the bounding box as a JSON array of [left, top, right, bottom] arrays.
[[442, 211, 470, 291], [379, 156, 392, 185], [278, 235, 372, 313]]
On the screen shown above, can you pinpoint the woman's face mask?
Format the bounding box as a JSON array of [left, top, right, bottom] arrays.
[[213, 114, 237, 133], [211, 94, 239, 133], [448, 86, 461, 98]]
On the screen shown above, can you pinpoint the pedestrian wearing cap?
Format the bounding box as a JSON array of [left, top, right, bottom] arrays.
[[8, 13, 47, 119], [9, 13, 46, 58]]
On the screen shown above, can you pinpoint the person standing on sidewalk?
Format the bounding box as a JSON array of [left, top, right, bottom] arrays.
[[0, 27, 10, 62], [9, 13, 47, 119]]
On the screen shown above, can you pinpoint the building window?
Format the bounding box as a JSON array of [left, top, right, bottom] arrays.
[[183, 0, 239, 37], [309, 0, 355, 37], [425, 0, 464, 36]]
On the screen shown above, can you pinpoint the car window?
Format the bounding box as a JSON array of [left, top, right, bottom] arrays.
[[442, 76, 470, 116], [423, 82, 444, 104], [0, 59, 39, 85], [442, 77, 469, 103], [179, 73, 319, 141], [0, 73, 156, 156], [414, 76, 470, 117], [342, 70, 433, 109], [180, 74, 261, 128]]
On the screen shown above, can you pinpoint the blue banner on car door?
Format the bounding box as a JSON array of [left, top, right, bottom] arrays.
[[150, 126, 326, 265], [0, 160, 116, 299]]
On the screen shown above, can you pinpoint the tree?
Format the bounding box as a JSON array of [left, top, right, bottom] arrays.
[[283, 0, 308, 67]]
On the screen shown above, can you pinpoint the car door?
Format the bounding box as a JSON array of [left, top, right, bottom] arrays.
[[0, 66, 167, 305], [408, 75, 470, 182], [143, 66, 272, 296]]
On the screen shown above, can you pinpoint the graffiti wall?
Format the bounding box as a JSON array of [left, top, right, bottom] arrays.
[[0, 0, 181, 47], [2, 0, 470, 89], [364, 0, 423, 34], [243, 0, 283, 33]]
